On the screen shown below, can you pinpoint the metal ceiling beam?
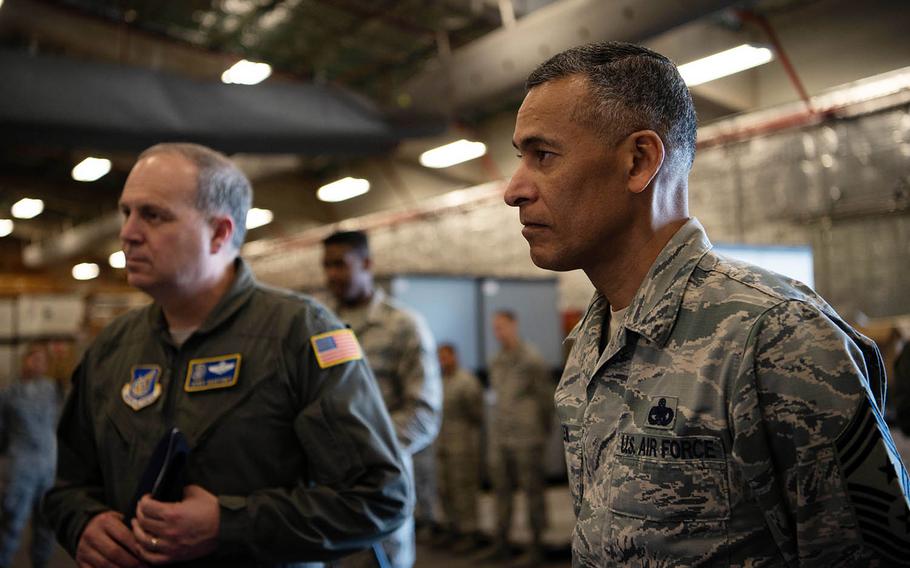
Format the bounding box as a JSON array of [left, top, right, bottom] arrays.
[[402, 0, 742, 114]]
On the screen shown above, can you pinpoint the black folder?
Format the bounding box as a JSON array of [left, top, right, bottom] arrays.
[[124, 427, 189, 524]]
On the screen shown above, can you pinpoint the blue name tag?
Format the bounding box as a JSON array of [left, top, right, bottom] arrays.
[[184, 354, 242, 392]]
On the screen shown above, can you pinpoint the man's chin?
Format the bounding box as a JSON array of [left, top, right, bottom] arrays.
[[529, 248, 572, 272]]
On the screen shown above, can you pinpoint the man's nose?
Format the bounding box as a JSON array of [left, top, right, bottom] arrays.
[[119, 214, 141, 243], [504, 165, 534, 207]]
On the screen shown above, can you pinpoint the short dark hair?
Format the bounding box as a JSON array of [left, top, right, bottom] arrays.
[[138, 143, 253, 249], [323, 230, 370, 257], [494, 310, 517, 322], [526, 41, 697, 172], [438, 342, 457, 354]]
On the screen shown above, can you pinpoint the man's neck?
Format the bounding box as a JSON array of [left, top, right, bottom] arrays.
[[159, 261, 237, 330], [586, 217, 688, 310], [340, 287, 374, 310]]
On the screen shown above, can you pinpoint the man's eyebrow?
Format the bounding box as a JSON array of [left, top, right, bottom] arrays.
[[512, 136, 562, 152]]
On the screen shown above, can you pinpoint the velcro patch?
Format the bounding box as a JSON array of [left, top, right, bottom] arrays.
[[617, 432, 725, 461], [311, 329, 362, 368], [185, 353, 241, 392], [122, 364, 162, 411]]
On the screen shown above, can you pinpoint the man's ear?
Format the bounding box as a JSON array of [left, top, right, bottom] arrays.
[[362, 255, 373, 272], [624, 130, 665, 194], [210, 215, 235, 254]]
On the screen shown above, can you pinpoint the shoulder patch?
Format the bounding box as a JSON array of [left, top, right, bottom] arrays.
[[311, 329, 362, 368], [185, 353, 242, 392], [835, 398, 910, 562]]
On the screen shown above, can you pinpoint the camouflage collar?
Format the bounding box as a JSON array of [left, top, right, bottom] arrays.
[[624, 218, 712, 346]]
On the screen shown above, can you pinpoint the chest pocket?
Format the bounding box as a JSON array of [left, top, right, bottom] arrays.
[[606, 434, 730, 564]]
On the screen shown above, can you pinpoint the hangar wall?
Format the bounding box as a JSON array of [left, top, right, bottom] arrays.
[[249, 101, 910, 320]]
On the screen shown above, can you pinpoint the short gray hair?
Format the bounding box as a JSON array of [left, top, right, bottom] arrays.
[[526, 41, 697, 173], [138, 142, 253, 249]]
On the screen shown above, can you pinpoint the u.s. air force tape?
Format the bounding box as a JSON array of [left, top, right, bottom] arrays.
[[617, 432, 725, 461]]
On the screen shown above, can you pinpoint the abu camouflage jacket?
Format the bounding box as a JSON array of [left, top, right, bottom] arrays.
[[558, 218, 910, 566]]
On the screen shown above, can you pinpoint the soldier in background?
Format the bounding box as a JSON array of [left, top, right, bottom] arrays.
[[323, 230, 442, 568], [434, 343, 484, 553], [486, 311, 553, 565], [0, 343, 61, 568], [506, 41, 910, 565]]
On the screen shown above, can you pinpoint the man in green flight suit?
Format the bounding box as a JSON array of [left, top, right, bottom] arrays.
[[43, 143, 410, 568], [505, 41, 910, 566]]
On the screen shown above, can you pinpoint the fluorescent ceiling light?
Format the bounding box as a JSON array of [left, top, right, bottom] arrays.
[[72, 157, 112, 182], [678, 44, 774, 87], [109, 250, 126, 269], [317, 177, 370, 203], [72, 262, 100, 281], [0, 219, 13, 237], [11, 198, 44, 219], [221, 59, 272, 85], [419, 139, 487, 168], [246, 207, 274, 229]]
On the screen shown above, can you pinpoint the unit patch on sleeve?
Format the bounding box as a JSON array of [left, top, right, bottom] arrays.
[[311, 329, 363, 368], [184, 353, 242, 392], [122, 365, 163, 411]]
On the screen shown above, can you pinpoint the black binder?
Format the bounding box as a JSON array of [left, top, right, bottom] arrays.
[[124, 427, 189, 524]]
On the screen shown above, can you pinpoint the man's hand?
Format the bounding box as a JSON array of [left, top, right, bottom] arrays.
[[76, 510, 147, 568], [131, 484, 220, 564]]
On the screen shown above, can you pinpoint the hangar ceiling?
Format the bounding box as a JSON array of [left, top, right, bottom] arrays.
[[0, 0, 908, 280]]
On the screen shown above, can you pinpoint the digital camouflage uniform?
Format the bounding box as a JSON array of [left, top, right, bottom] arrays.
[[437, 367, 484, 534], [0, 377, 59, 568], [558, 218, 910, 566], [489, 341, 554, 543], [335, 289, 442, 568], [43, 260, 410, 568]]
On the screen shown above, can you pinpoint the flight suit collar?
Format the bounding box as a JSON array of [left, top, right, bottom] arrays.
[[147, 257, 257, 341]]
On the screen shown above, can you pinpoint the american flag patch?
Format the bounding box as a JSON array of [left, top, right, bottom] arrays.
[[311, 329, 363, 368]]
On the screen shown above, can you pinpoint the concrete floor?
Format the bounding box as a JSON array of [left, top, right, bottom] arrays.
[[8, 486, 574, 567]]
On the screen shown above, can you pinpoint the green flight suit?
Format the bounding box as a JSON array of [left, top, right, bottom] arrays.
[[43, 259, 410, 567]]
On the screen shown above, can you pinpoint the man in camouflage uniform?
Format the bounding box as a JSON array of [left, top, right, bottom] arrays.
[[435, 343, 484, 551], [323, 230, 443, 568], [0, 343, 61, 568], [487, 310, 553, 564], [504, 41, 910, 566]]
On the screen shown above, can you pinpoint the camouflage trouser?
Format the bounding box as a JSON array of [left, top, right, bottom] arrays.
[[437, 447, 480, 533], [489, 442, 546, 542], [0, 465, 55, 568], [411, 444, 438, 527]]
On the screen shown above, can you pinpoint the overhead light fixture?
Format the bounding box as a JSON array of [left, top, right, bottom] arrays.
[[109, 250, 126, 269], [246, 207, 274, 229], [678, 44, 774, 87], [221, 59, 272, 85], [419, 139, 487, 168], [317, 177, 370, 203], [11, 198, 44, 219], [0, 219, 13, 238], [72, 157, 112, 182], [72, 262, 100, 281]]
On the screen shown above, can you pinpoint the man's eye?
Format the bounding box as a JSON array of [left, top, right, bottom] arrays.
[[536, 150, 555, 164]]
